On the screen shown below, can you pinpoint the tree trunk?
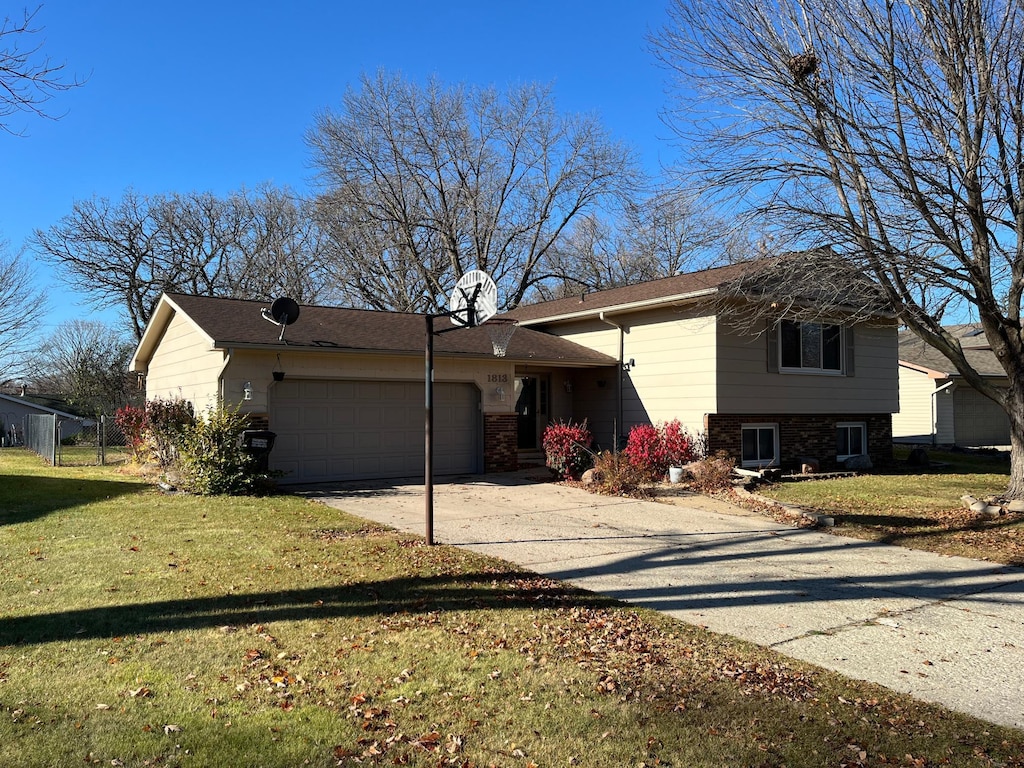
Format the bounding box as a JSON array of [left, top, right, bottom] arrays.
[[1007, 390, 1024, 500]]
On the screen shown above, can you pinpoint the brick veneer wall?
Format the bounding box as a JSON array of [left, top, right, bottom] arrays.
[[484, 414, 519, 473], [704, 413, 893, 471]]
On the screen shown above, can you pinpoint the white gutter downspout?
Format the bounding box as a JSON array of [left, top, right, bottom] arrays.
[[218, 348, 234, 402], [931, 380, 955, 446], [599, 311, 625, 450]]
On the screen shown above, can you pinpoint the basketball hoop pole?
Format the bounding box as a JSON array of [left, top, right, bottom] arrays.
[[424, 285, 481, 546]]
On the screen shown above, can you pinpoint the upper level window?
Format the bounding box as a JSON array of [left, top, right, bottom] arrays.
[[780, 320, 843, 373]]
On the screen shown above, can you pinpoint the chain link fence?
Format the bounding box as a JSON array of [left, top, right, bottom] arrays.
[[22, 414, 130, 467]]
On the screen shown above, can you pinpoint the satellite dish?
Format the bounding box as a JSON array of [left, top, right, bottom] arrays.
[[450, 270, 498, 327], [270, 297, 300, 325], [260, 297, 301, 342]]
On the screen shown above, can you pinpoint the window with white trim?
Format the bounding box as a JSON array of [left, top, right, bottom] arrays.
[[780, 320, 843, 373], [836, 422, 867, 460], [741, 423, 779, 468]]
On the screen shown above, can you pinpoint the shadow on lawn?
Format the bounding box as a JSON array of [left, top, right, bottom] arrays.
[[0, 474, 147, 526], [0, 570, 609, 647]]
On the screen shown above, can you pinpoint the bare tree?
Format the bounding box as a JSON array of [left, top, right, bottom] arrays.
[[0, 241, 47, 381], [33, 186, 328, 339], [532, 214, 625, 300], [653, 0, 1024, 497], [530, 188, 750, 301], [27, 319, 136, 415], [1, 5, 82, 135], [307, 71, 640, 312]]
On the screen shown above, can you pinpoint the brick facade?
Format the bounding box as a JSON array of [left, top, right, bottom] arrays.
[[483, 413, 519, 473], [705, 413, 893, 471]]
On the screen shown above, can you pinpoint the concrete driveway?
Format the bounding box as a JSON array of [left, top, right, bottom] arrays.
[[298, 469, 1024, 730]]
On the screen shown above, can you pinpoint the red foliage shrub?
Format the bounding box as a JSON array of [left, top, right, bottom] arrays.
[[661, 419, 697, 466], [622, 419, 699, 481], [114, 404, 147, 460], [622, 423, 668, 481], [542, 420, 594, 480]]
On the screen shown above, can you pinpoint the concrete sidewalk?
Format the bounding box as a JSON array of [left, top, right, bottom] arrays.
[[299, 470, 1024, 730]]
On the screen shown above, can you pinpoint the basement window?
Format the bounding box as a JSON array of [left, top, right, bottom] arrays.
[[741, 423, 779, 468]]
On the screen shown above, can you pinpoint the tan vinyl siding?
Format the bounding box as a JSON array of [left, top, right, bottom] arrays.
[[716, 319, 898, 414], [544, 308, 718, 438], [893, 366, 941, 441], [144, 312, 225, 410]]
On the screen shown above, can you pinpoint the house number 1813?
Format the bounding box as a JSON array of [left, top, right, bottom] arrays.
[[487, 374, 509, 383]]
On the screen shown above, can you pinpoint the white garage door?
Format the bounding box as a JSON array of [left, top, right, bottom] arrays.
[[953, 386, 1010, 446], [270, 379, 480, 484]]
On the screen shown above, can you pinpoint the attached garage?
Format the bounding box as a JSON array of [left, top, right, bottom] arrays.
[[953, 386, 1010, 447], [271, 379, 480, 484], [130, 293, 617, 485]]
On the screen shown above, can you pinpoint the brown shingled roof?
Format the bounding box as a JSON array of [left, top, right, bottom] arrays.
[[162, 293, 616, 366], [505, 262, 754, 323]]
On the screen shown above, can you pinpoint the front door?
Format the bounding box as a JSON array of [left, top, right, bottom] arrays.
[[516, 376, 538, 449]]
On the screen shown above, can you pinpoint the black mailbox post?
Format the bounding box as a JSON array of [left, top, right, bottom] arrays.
[[240, 429, 276, 472]]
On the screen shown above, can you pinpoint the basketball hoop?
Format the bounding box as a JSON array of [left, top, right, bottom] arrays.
[[484, 318, 518, 357]]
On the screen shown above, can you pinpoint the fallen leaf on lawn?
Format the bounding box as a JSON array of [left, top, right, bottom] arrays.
[[163, 724, 181, 734], [128, 686, 152, 698], [411, 731, 441, 751]]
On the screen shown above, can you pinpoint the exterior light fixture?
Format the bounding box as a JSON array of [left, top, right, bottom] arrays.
[[243, 381, 253, 401]]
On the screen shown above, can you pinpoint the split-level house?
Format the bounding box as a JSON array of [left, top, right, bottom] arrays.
[[130, 263, 898, 484]]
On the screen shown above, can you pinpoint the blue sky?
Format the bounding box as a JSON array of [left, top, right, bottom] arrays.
[[1, 1, 677, 339]]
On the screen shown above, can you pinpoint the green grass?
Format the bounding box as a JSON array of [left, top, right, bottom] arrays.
[[756, 447, 1024, 564], [2, 448, 1023, 766]]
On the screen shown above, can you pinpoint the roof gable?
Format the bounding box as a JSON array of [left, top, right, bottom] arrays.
[[898, 328, 1005, 377]]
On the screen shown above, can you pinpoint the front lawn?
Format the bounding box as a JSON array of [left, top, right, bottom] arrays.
[[2, 448, 1022, 766], [756, 447, 1024, 565]]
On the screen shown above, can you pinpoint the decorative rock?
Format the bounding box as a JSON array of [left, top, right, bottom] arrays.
[[817, 516, 835, 527], [799, 458, 820, 474], [580, 468, 601, 485], [979, 505, 1002, 520], [1007, 499, 1024, 513], [970, 500, 990, 514], [843, 454, 873, 471], [906, 447, 930, 467], [961, 494, 979, 506]]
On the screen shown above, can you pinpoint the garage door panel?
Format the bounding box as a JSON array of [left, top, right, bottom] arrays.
[[953, 387, 1010, 446], [270, 379, 479, 484]]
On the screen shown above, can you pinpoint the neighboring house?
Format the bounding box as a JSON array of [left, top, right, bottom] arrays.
[[0, 392, 89, 446], [130, 264, 898, 484], [506, 263, 898, 472], [893, 325, 1010, 447]]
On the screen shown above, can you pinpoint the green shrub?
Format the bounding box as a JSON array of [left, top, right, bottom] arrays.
[[175, 405, 267, 495], [542, 420, 594, 479]]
